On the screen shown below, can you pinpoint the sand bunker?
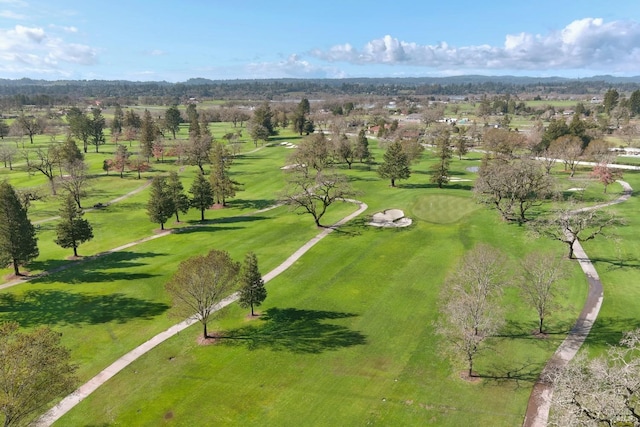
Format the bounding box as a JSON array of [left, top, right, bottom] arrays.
[[280, 142, 298, 149], [567, 187, 585, 192], [449, 177, 472, 182], [369, 209, 412, 228]]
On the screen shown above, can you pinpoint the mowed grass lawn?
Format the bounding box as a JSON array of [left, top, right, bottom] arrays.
[[50, 148, 590, 425], [0, 132, 602, 425]]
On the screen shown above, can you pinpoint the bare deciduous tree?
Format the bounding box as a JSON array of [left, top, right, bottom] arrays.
[[59, 159, 89, 209], [474, 158, 555, 223], [518, 252, 567, 334], [534, 205, 621, 259], [281, 167, 357, 228], [549, 329, 640, 426], [436, 245, 509, 377], [550, 135, 583, 177], [24, 147, 59, 195]]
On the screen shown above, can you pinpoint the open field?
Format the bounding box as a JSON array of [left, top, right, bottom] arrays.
[[0, 117, 637, 425]]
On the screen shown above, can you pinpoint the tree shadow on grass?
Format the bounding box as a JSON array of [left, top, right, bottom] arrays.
[[29, 251, 164, 284], [399, 182, 474, 191], [478, 359, 544, 389], [221, 307, 367, 354], [0, 290, 169, 327], [225, 199, 278, 211], [590, 256, 640, 271]]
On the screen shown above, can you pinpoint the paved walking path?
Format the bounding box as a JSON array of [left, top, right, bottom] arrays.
[[33, 179, 153, 225], [35, 199, 368, 426], [522, 180, 633, 427]]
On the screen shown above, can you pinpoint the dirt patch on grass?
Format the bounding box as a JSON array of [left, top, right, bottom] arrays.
[[196, 333, 223, 346], [459, 371, 482, 382]]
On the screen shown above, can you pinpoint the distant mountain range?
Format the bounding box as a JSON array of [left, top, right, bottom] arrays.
[[1, 74, 640, 87]]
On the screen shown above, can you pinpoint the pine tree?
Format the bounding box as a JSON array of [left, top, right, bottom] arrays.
[[189, 171, 214, 221], [0, 181, 39, 276], [209, 142, 242, 206], [430, 132, 452, 188], [54, 194, 93, 257], [377, 141, 410, 187], [355, 129, 370, 163], [147, 176, 174, 230], [238, 252, 267, 316], [167, 171, 190, 222], [140, 110, 157, 161]]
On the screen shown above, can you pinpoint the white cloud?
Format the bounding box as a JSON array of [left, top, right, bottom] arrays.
[[310, 18, 640, 74], [0, 24, 97, 77], [0, 10, 25, 19]]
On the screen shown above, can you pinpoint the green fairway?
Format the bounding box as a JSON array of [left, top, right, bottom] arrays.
[[0, 121, 632, 426], [411, 194, 480, 224]]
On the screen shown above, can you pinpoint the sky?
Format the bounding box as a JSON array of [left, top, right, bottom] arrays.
[[1, 0, 640, 82]]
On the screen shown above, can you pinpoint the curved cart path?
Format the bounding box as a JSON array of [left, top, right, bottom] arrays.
[[523, 180, 633, 427], [35, 199, 368, 426], [33, 179, 153, 225]]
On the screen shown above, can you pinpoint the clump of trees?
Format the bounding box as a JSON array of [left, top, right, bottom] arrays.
[[474, 157, 554, 224], [281, 133, 357, 227]]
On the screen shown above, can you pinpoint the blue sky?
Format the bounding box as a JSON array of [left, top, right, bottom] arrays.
[[1, 0, 639, 81]]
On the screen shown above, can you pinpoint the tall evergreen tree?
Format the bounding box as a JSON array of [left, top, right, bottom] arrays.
[[167, 171, 190, 222], [111, 104, 124, 137], [164, 105, 182, 139], [209, 142, 242, 206], [430, 131, 452, 188], [66, 107, 91, 153], [354, 129, 370, 163], [0, 181, 38, 276], [238, 251, 267, 316], [54, 194, 93, 257], [377, 141, 411, 187], [89, 108, 106, 153], [140, 110, 157, 161], [147, 176, 174, 230], [189, 171, 214, 221]]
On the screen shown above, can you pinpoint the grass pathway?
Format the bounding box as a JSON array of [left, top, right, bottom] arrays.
[[35, 199, 368, 426], [522, 180, 633, 427]]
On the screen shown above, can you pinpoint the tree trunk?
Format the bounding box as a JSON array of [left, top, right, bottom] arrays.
[[49, 177, 57, 196], [468, 355, 474, 377], [175, 212, 180, 223], [12, 259, 20, 276], [203, 322, 208, 339], [200, 209, 205, 221], [539, 317, 544, 334], [391, 178, 395, 187], [160, 222, 165, 230], [250, 303, 255, 317], [73, 245, 78, 257], [568, 243, 575, 259]]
